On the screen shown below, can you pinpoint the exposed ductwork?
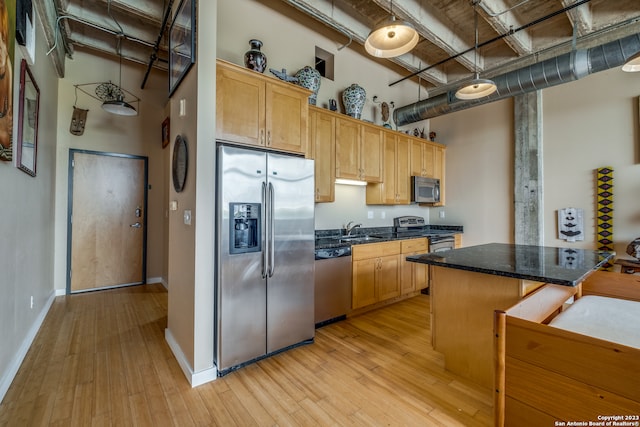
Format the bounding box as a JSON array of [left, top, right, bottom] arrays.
[[393, 33, 640, 126]]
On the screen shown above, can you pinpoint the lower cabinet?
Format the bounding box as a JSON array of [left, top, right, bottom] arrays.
[[352, 241, 401, 309], [400, 238, 429, 294]]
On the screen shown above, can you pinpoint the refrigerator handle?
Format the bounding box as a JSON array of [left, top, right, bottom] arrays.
[[268, 182, 276, 277], [261, 181, 268, 279]]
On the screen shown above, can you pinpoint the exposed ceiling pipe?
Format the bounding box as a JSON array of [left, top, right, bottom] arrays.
[[393, 32, 640, 126], [141, 0, 174, 89]]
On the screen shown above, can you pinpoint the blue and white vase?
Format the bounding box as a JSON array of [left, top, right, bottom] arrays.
[[294, 66, 321, 105], [244, 39, 267, 73], [342, 84, 366, 119]]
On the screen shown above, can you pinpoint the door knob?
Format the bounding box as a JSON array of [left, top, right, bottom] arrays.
[[130, 222, 141, 228]]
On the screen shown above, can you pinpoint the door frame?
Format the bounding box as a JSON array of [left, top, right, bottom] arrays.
[[66, 149, 149, 294]]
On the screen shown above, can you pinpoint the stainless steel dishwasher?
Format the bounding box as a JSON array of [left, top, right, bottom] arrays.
[[314, 246, 352, 327]]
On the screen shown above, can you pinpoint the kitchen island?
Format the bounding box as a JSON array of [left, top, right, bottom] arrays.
[[406, 243, 614, 389]]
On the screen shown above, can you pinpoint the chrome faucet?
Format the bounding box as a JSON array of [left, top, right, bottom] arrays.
[[344, 221, 362, 236]]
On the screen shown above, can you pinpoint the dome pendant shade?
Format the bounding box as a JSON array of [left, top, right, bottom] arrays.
[[365, 15, 419, 58], [622, 53, 640, 72], [102, 97, 138, 116], [455, 76, 498, 100]]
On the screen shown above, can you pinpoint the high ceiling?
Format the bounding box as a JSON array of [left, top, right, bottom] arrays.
[[45, 0, 640, 93]]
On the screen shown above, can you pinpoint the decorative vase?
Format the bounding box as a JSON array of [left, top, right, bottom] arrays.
[[244, 39, 267, 73], [294, 66, 321, 105], [342, 84, 366, 119]]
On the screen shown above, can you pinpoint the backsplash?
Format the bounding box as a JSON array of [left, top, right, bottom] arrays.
[[314, 184, 431, 230]]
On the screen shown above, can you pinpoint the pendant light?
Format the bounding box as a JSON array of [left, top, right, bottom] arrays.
[[365, 0, 419, 58], [101, 48, 138, 116], [622, 52, 640, 72], [455, 1, 497, 100]]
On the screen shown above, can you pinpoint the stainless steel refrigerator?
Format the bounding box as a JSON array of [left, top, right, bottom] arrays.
[[215, 144, 315, 375]]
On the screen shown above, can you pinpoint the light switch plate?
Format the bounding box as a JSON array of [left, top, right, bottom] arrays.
[[184, 209, 192, 225], [170, 200, 178, 211]]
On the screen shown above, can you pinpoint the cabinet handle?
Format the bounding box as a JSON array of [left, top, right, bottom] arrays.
[[267, 130, 272, 146], [260, 129, 265, 145]]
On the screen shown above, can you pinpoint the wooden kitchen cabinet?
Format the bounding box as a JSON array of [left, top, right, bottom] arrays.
[[366, 131, 410, 204], [410, 138, 435, 178], [308, 107, 335, 202], [216, 60, 310, 155], [454, 233, 462, 248], [352, 241, 400, 309], [400, 238, 429, 294], [409, 138, 446, 206], [335, 117, 383, 183]]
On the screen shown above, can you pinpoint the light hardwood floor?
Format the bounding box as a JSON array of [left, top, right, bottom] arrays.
[[0, 284, 492, 426]]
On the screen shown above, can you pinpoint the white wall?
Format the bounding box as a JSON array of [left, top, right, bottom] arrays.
[[0, 7, 59, 401], [315, 185, 433, 230], [543, 67, 640, 257], [216, 0, 432, 232], [427, 99, 514, 246], [430, 67, 640, 255], [53, 51, 168, 292]]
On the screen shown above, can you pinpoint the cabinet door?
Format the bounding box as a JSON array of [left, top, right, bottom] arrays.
[[381, 132, 397, 203], [395, 136, 411, 204], [433, 146, 445, 206], [414, 261, 429, 290], [266, 83, 309, 154], [352, 258, 377, 309], [422, 143, 436, 177], [216, 65, 265, 146], [409, 138, 424, 176], [310, 109, 335, 203], [360, 124, 383, 183], [377, 254, 400, 301], [400, 253, 416, 294], [336, 118, 361, 180]]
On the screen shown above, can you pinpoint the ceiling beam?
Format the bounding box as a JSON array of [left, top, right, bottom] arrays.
[[35, 0, 69, 77], [374, 0, 478, 72], [562, 0, 592, 36], [281, 0, 448, 85], [479, 0, 533, 55]]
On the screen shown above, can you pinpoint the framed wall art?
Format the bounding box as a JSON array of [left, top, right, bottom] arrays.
[[169, 0, 195, 97], [16, 58, 39, 176], [0, 0, 16, 162], [162, 116, 170, 148]]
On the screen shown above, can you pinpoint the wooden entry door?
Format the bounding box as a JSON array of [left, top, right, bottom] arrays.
[[68, 150, 147, 293]]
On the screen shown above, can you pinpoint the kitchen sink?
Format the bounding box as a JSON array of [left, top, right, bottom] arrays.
[[335, 235, 383, 242]]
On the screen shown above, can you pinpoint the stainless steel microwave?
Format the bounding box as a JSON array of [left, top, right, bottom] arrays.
[[411, 176, 440, 203]]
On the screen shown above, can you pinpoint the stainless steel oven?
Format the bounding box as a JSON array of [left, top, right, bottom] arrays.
[[429, 235, 455, 252]]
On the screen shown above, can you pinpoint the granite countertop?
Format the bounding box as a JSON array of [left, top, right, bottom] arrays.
[[406, 243, 614, 287], [315, 225, 463, 250]]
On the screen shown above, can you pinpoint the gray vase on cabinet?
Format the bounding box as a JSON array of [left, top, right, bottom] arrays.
[[342, 84, 366, 119], [294, 66, 321, 105]]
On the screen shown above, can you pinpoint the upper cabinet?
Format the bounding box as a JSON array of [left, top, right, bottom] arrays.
[[409, 138, 446, 206], [366, 131, 410, 205], [335, 116, 383, 183], [309, 107, 335, 203], [216, 60, 311, 155]]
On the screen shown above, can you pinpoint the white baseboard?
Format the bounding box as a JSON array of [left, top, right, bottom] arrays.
[[0, 289, 57, 403], [164, 328, 217, 387], [55, 288, 66, 296], [147, 277, 168, 290]]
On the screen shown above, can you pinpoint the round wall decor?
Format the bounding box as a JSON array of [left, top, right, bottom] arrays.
[[172, 135, 188, 192]]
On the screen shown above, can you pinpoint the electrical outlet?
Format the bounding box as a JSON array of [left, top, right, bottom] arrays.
[[439, 210, 445, 219], [30, 296, 34, 309], [367, 211, 374, 219]]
